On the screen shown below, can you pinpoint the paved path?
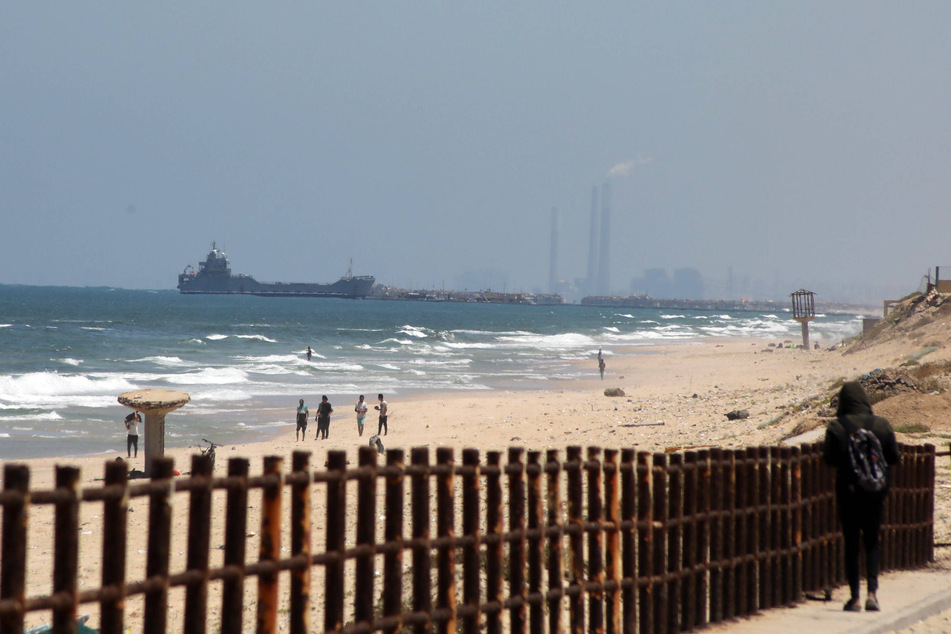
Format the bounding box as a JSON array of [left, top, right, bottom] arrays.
[[705, 565, 951, 634]]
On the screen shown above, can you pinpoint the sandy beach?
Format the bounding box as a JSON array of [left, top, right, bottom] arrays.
[[7, 297, 951, 631]]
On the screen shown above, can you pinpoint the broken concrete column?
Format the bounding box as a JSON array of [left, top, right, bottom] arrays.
[[118, 389, 190, 477]]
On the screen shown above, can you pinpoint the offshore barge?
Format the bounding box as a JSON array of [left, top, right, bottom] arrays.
[[178, 243, 375, 298]]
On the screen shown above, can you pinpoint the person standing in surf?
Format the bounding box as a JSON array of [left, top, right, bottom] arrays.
[[354, 394, 368, 437], [315, 395, 333, 440]]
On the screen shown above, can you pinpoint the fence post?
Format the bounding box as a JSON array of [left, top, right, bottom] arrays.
[[184, 453, 214, 634], [325, 451, 347, 633], [509, 447, 527, 633], [53, 466, 81, 633], [486, 451, 503, 634], [636, 452, 652, 634], [145, 457, 174, 634], [355, 447, 376, 629], [696, 449, 711, 629], [604, 448, 621, 634], [620, 449, 637, 634], [437, 447, 457, 633], [291, 451, 313, 634], [566, 445, 585, 634], [462, 449, 482, 634], [383, 449, 406, 634], [790, 446, 803, 603], [546, 449, 564, 634], [257, 455, 284, 634], [411, 447, 432, 633], [742, 447, 758, 616], [221, 457, 250, 633], [1, 464, 30, 633], [680, 452, 698, 631], [667, 453, 683, 633], [722, 451, 736, 622], [925, 445, 936, 564], [708, 448, 723, 624], [757, 446, 772, 610], [527, 450, 545, 634], [99, 460, 129, 634], [652, 453, 669, 634], [587, 447, 605, 633]]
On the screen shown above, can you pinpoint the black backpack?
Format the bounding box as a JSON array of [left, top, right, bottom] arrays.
[[846, 420, 888, 493]]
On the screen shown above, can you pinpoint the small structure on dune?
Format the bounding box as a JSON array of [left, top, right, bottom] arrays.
[[790, 289, 816, 350]]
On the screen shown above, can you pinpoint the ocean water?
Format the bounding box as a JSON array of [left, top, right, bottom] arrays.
[[0, 286, 865, 460]]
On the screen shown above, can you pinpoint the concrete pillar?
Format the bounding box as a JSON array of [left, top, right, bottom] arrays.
[[118, 389, 190, 477]]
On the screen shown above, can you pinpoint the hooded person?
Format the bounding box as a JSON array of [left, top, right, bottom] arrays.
[[822, 381, 900, 612]]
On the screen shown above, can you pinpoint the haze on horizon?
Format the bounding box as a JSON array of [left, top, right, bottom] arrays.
[[2, 3, 949, 305]]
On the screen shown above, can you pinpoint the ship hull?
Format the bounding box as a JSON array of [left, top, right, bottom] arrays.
[[178, 272, 375, 298]]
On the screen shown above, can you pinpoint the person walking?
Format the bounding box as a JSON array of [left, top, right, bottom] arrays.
[[375, 393, 388, 436], [295, 399, 309, 441], [124, 411, 141, 458], [354, 394, 368, 437], [822, 381, 900, 612], [315, 395, 333, 440]]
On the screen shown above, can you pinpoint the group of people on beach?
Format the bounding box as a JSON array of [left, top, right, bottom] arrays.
[[295, 393, 388, 442]]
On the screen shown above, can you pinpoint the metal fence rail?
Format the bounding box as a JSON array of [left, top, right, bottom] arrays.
[[0, 442, 935, 633]]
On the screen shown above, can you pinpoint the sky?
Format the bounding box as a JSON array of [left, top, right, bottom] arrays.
[[2, 3, 950, 303]]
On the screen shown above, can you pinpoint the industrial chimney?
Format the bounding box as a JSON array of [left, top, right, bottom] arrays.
[[596, 182, 611, 296], [586, 186, 599, 296], [549, 207, 559, 294]]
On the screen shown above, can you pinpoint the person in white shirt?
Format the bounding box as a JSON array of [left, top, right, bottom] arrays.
[[124, 411, 141, 458], [354, 395, 368, 436]]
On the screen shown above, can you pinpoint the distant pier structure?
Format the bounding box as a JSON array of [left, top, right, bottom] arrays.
[[790, 289, 816, 350]]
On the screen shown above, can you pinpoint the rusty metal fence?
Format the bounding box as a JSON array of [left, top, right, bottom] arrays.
[[0, 442, 935, 633]]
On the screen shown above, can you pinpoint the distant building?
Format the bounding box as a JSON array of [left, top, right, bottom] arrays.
[[630, 267, 705, 299]]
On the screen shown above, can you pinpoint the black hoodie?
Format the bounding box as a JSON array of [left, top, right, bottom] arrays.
[[822, 381, 900, 493]]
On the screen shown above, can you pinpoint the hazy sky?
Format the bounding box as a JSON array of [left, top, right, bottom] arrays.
[[3, 3, 950, 302]]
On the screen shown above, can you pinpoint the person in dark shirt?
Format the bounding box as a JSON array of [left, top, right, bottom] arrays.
[[822, 381, 900, 612], [315, 395, 333, 440]]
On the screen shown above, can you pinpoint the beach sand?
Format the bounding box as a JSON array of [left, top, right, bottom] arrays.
[[7, 321, 951, 631]]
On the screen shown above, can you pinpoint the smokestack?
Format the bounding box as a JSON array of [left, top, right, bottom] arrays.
[[586, 186, 599, 295], [597, 182, 611, 295], [549, 207, 559, 294]]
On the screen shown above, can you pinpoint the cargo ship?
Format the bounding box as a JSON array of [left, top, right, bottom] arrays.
[[177, 243, 375, 298]]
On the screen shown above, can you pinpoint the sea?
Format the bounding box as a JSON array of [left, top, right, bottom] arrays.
[[0, 286, 867, 460]]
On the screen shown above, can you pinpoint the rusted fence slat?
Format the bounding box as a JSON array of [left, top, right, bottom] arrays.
[[620, 449, 637, 634], [383, 449, 405, 634], [53, 466, 81, 634], [722, 451, 736, 622], [145, 457, 175, 634], [325, 451, 347, 633], [1, 465, 30, 633], [652, 453, 669, 634], [437, 447, 457, 633], [667, 453, 683, 633], [291, 451, 313, 634], [184, 454, 214, 634], [587, 447, 605, 633], [546, 449, 564, 634], [221, 457, 250, 633], [566, 445, 585, 634], [791, 446, 803, 604], [257, 456, 284, 634], [708, 448, 723, 624], [462, 449, 482, 634], [99, 461, 128, 634], [604, 448, 621, 634], [509, 447, 527, 633], [527, 451, 544, 634], [485, 451, 503, 634], [411, 447, 432, 633], [696, 449, 711, 629], [354, 447, 375, 628], [680, 452, 698, 632], [636, 451, 652, 634]]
